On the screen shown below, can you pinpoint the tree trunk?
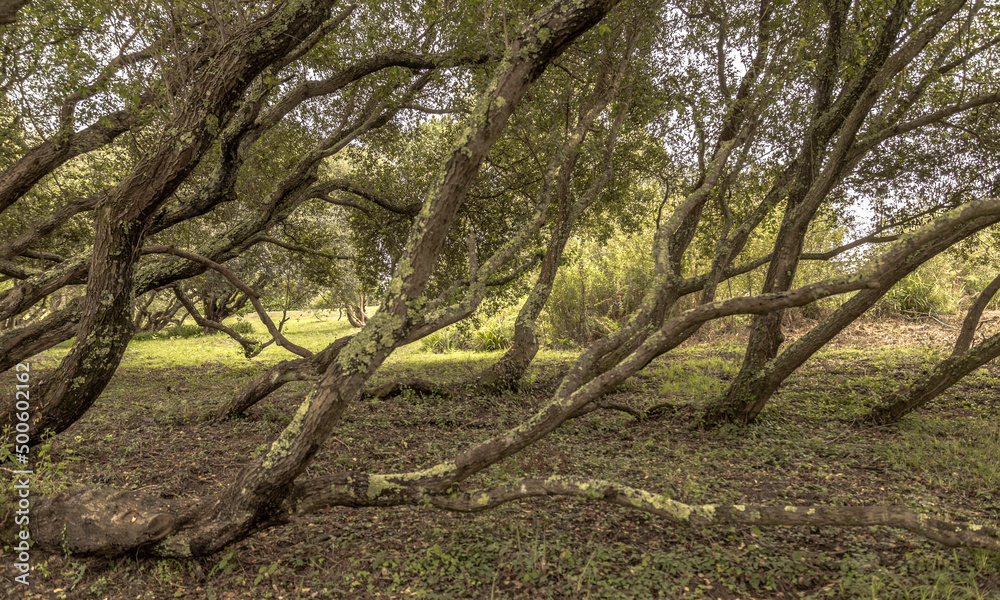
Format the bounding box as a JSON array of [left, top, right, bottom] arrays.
[[2, 0, 342, 439], [702, 204, 1000, 426], [25, 205, 142, 438], [477, 220, 570, 390], [864, 271, 1000, 424], [344, 302, 367, 327]]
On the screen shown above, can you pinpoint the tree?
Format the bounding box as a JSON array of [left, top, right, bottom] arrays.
[[4, 0, 1000, 559]]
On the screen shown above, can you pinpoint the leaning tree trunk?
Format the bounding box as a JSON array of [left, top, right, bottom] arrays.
[[700, 0, 946, 426], [25, 0, 625, 557], [478, 295, 545, 390], [701, 201, 1000, 426], [475, 127, 599, 389], [20, 204, 141, 439], [864, 271, 1000, 425], [864, 333, 1000, 425], [1, 0, 343, 440]]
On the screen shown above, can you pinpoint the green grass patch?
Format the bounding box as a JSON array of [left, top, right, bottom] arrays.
[[4, 312, 999, 599]]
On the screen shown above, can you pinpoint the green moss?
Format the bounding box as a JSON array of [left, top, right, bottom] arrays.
[[336, 312, 405, 373], [406, 461, 458, 481], [366, 475, 403, 500], [205, 114, 219, 137], [154, 532, 192, 558], [261, 391, 314, 469]]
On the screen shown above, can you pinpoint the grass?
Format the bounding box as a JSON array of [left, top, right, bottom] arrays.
[[3, 312, 1000, 599]]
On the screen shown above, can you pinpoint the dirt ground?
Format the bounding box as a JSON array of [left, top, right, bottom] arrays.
[[4, 313, 1000, 599]]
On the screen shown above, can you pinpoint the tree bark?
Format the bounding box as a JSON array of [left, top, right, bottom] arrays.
[[8, 0, 342, 441], [864, 271, 1000, 424], [702, 200, 1000, 426]]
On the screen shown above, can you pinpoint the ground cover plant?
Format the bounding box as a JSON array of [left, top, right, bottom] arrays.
[[4, 1, 1000, 595], [3, 312, 999, 599]]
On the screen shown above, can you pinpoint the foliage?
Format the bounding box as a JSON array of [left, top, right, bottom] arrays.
[[545, 229, 655, 346], [419, 309, 516, 354], [878, 256, 964, 317], [419, 325, 469, 354]]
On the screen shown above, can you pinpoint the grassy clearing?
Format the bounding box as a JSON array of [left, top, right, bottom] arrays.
[[4, 313, 1000, 599]]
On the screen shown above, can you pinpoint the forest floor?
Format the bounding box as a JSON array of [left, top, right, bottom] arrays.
[[4, 311, 1000, 599]]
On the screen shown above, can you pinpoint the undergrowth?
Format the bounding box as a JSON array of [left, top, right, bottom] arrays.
[[3, 313, 999, 599]]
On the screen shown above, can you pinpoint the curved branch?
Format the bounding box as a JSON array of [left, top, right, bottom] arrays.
[[251, 235, 353, 260], [171, 286, 272, 358], [142, 245, 313, 358], [314, 178, 422, 216]]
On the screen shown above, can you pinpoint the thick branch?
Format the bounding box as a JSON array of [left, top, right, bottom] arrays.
[[288, 474, 1000, 551], [953, 271, 1000, 355]]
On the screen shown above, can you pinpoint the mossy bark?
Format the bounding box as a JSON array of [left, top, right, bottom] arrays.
[[703, 204, 1000, 426], [2, 0, 342, 439]]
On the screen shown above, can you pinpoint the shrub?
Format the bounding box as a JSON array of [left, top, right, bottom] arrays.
[[419, 325, 469, 353], [419, 308, 516, 353], [473, 313, 514, 352], [230, 319, 255, 335], [879, 257, 962, 316], [545, 230, 654, 346]]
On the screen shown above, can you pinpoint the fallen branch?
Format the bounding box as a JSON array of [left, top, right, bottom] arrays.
[[24, 471, 1000, 557], [570, 401, 646, 421], [289, 473, 1000, 552]]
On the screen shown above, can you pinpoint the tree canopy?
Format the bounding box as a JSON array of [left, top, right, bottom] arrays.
[[2, 0, 1000, 557]]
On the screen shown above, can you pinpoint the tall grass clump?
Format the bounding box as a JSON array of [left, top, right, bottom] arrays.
[[419, 307, 516, 353], [419, 325, 469, 353], [878, 256, 962, 316], [473, 313, 514, 351], [133, 323, 204, 342], [545, 230, 654, 346]]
